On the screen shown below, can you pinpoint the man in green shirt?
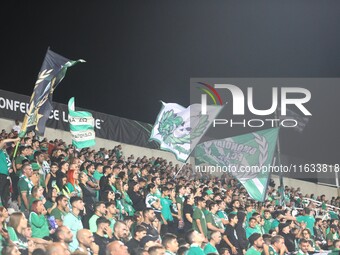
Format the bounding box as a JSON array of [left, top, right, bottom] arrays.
[[204, 231, 221, 254], [216, 200, 229, 227], [206, 202, 225, 238], [186, 229, 205, 255], [296, 208, 316, 236], [329, 240, 340, 255], [15, 145, 30, 176], [50, 195, 68, 227], [193, 197, 208, 240], [326, 224, 338, 249], [263, 210, 273, 234], [176, 185, 186, 222], [246, 233, 264, 255], [296, 239, 310, 255], [162, 233, 179, 255], [17, 163, 34, 212], [0, 137, 19, 207], [89, 201, 107, 233], [246, 217, 261, 238], [268, 235, 286, 255]]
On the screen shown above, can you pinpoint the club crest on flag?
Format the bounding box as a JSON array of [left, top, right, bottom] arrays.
[[195, 127, 279, 201], [150, 102, 222, 162]]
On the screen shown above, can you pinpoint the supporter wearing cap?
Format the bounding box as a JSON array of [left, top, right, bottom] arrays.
[[246, 233, 264, 255], [204, 230, 222, 254], [63, 196, 84, 252], [278, 222, 295, 252]]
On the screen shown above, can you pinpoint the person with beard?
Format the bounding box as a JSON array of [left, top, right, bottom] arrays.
[[140, 208, 159, 240], [128, 181, 146, 212], [278, 222, 295, 253], [53, 225, 73, 251], [235, 211, 248, 253], [246, 233, 264, 255]]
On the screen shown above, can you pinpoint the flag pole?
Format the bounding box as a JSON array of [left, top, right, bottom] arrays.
[[274, 110, 284, 206]]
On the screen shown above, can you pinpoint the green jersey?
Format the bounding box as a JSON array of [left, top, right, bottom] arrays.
[[204, 242, 218, 254], [296, 215, 315, 236], [188, 244, 205, 255], [193, 207, 208, 238], [246, 246, 262, 255]]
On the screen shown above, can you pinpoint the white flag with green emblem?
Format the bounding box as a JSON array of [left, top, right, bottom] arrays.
[[68, 97, 95, 149], [150, 102, 222, 162], [195, 128, 279, 201]]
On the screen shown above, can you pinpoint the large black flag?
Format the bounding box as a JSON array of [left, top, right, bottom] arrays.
[[20, 49, 85, 136]]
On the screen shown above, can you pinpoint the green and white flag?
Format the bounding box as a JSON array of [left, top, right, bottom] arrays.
[[150, 102, 222, 162], [68, 97, 95, 149], [195, 128, 279, 201]]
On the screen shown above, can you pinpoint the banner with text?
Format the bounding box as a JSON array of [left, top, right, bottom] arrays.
[[0, 89, 159, 149]]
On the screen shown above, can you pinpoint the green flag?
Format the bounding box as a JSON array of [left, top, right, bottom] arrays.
[[195, 128, 279, 201], [68, 97, 95, 149]]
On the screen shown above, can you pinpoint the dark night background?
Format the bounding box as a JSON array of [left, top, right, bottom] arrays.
[[1, 1, 340, 171]]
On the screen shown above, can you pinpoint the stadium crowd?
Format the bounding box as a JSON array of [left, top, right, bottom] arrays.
[[0, 125, 340, 255]]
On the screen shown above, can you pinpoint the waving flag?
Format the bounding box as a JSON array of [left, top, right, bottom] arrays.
[[20, 48, 85, 137], [195, 128, 279, 201], [68, 97, 95, 149], [150, 102, 222, 162]]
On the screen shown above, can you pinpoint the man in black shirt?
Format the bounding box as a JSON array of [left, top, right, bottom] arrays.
[[93, 217, 114, 255], [112, 221, 129, 243], [126, 225, 147, 255], [278, 222, 296, 253], [183, 194, 195, 233], [222, 212, 242, 255], [140, 208, 159, 240], [128, 181, 146, 211]]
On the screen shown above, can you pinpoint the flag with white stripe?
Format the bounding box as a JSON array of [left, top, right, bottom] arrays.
[[195, 128, 279, 202], [68, 97, 95, 149]]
